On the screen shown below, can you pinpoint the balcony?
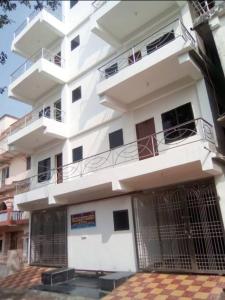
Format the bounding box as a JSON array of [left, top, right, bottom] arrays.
[[14, 119, 220, 209], [190, 0, 225, 25], [0, 210, 28, 227], [0, 135, 20, 164], [8, 49, 66, 104], [91, 1, 183, 46], [97, 20, 201, 111], [12, 6, 65, 57], [7, 105, 66, 153]]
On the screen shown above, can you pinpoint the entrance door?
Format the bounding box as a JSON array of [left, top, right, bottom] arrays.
[[55, 153, 63, 184], [136, 118, 158, 160], [30, 207, 67, 267], [133, 179, 225, 274]]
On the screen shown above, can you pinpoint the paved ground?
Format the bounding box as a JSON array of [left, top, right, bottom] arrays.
[[0, 265, 53, 289], [0, 266, 225, 300], [103, 273, 225, 300]]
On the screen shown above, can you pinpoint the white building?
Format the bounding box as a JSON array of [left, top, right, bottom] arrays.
[[7, 0, 225, 274]]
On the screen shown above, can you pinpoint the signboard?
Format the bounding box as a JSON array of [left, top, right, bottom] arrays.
[[71, 211, 96, 229]]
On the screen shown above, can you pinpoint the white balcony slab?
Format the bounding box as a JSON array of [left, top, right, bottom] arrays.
[[8, 57, 66, 105], [12, 8, 65, 58], [91, 1, 180, 45], [97, 37, 201, 111], [8, 117, 67, 153]]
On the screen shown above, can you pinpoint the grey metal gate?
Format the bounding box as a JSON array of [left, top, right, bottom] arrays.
[[133, 179, 225, 274], [30, 207, 67, 267]]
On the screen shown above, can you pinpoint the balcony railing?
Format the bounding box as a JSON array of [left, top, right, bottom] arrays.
[[0, 210, 28, 225], [10, 48, 64, 83], [191, 0, 225, 20], [15, 118, 214, 195], [14, 6, 62, 39], [98, 19, 196, 80], [9, 105, 65, 136]]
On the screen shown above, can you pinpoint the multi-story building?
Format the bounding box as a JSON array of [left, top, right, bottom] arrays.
[[0, 115, 29, 268], [7, 0, 225, 274]]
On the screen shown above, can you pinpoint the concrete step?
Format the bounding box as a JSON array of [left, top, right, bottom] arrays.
[[42, 268, 75, 285], [99, 271, 134, 292]]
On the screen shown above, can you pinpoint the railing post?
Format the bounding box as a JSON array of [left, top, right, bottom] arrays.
[[132, 47, 135, 63], [151, 135, 155, 157]]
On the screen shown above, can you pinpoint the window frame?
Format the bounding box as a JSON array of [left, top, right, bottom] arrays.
[[70, 0, 78, 9], [0, 239, 3, 253], [161, 102, 196, 144], [72, 146, 83, 163], [71, 35, 80, 51], [2, 167, 9, 185], [105, 63, 118, 78], [113, 209, 130, 231], [26, 156, 31, 170], [37, 157, 51, 183], [72, 86, 82, 103], [109, 129, 124, 150]]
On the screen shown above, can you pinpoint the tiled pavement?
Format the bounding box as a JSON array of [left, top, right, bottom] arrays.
[[0, 265, 54, 289], [103, 273, 225, 300], [0, 267, 225, 300]]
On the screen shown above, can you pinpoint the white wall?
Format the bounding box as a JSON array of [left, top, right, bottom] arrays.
[[67, 195, 137, 272]]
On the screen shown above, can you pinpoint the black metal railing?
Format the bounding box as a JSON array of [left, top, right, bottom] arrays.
[[14, 118, 214, 195], [98, 19, 196, 80]]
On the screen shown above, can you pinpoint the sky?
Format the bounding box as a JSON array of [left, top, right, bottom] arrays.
[[0, 4, 33, 118]]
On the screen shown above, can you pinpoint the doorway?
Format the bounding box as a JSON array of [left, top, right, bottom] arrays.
[[30, 207, 67, 267], [55, 153, 63, 184], [136, 118, 158, 160], [133, 179, 225, 274]]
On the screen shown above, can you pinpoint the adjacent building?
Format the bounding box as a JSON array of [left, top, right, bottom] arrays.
[[0, 115, 29, 267], [6, 0, 225, 274]]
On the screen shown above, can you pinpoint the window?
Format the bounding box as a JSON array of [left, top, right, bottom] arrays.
[[113, 210, 129, 231], [128, 50, 142, 65], [2, 167, 9, 185], [54, 100, 62, 122], [54, 51, 61, 66], [161, 102, 196, 144], [70, 0, 78, 9], [109, 129, 124, 149], [72, 146, 83, 162], [146, 30, 175, 55], [10, 232, 18, 250], [72, 86, 81, 102], [38, 158, 51, 183], [26, 156, 31, 170], [71, 35, 80, 51], [105, 63, 118, 78], [39, 106, 50, 118]]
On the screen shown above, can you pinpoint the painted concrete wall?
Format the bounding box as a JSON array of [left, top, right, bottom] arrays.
[[67, 195, 137, 272], [0, 116, 17, 135]]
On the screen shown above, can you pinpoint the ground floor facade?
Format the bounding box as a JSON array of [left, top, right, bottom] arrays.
[[29, 175, 225, 275]]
